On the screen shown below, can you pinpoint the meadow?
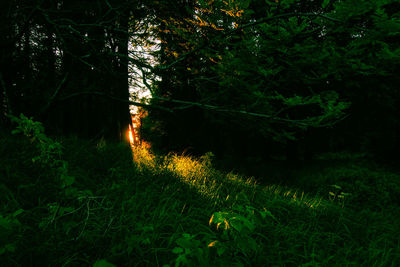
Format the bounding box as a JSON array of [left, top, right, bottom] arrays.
[[1, 116, 400, 266]]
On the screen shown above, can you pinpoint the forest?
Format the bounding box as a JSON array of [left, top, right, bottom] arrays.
[[1, 0, 400, 266]]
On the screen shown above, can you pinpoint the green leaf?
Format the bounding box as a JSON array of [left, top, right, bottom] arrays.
[[141, 238, 151, 245], [0, 215, 12, 230], [12, 209, 24, 217], [259, 210, 277, 221], [172, 247, 184, 254], [58, 206, 75, 216], [0, 243, 17, 255], [64, 187, 79, 197], [322, 0, 331, 8], [32, 156, 40, 163], [176, 238, 191, 249], [331, 184, 342, 190], [210, 211, 230, 225], [4, 243, 16, 253], [241, 0, 251, 9], [230, 219, 244, 232], [217, 246, 227, 256], [11, 129, 21, 135], [93, 259, 116, 267], [61, 175, 75, 187]]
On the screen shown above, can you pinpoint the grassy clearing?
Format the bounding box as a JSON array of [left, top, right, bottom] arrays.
[[1, 122, 400, 266]]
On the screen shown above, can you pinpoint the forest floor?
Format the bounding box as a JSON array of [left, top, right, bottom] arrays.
[[1, 132, 400, 266]]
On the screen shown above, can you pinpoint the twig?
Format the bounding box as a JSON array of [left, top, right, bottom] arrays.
[[56, 91, 172, 113], [0, 72, 12, 116], [152, 96, 345, 127], [40, 72, 69, 114], [56, 91, 346, 127], [155, 12, 350, 71]]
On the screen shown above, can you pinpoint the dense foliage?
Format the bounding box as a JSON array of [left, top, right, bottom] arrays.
[[144, 0, 400, 160]]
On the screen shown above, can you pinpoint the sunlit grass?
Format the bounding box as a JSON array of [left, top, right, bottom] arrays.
[[131, 141, 156, 171], [131, 144, 324, 211]]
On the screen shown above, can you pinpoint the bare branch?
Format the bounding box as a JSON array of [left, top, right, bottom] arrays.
[[153, 96, 311, 126], [153, 97, 347, 128], [155, 12, 368, 71], [54, 92, 346, 128], [0, 72, 12, 116], [55, 91, 172, 113], [40, 72, 69, 115]]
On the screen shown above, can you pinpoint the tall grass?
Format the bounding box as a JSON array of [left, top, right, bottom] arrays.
[[1, 123, 400, 266]]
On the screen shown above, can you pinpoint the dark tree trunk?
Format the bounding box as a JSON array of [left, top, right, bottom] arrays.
[[112, 8, 131, 141], [286, 140, 298, 162]]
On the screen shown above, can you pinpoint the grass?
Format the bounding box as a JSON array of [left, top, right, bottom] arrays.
[[1, 124, 400, 266]]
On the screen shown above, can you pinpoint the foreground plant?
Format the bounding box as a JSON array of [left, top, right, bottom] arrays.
[[170, 193, 277, 266], [9, 114, 74, 189]]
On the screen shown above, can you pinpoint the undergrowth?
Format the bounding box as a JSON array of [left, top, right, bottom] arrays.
[[0, 115, 399, 266]]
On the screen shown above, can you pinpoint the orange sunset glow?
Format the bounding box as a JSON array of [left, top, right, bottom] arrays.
[[128, 111, 147, 147], [128, 124, 135, 145]]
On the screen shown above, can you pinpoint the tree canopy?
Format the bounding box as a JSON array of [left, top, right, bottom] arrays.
[[1, 0, 399, 158]]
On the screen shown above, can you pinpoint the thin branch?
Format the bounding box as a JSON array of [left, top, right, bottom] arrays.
[[40, 72, 69, 114], [152, 96, 332, 127], [56, 91, 172, 113], [9, 3, 41, 47], [223, 12, 339, 38], [109, 52, 155, 71], [156, 12, 364, 71], [55, 91, 346, 127], [137, 66, 154, 94], [0, 72, 13, 116]]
